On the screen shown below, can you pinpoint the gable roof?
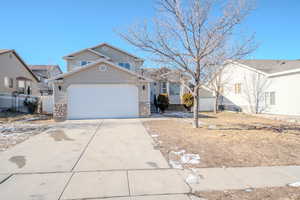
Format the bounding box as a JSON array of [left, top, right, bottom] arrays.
[[0, 49, 39, 82], [237, 60, 300, 74], [0, 49, 11, 55], [52, 59, 152, 82], [29, 65, 62, 73], [63, 43, 143, 61]]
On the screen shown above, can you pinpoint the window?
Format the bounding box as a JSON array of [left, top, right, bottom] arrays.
[[98, 65, 108, 72], [265, 92, 276, 105], [80, 60, 91, 66], [161, 82, 167, 93], [169, 83, 180, 95], [18, 80, 25, 88], [4, 77, 13, 88], [118, 62, 131, 70], [270, 92, 276, 105], [234, 83, 241, 94]]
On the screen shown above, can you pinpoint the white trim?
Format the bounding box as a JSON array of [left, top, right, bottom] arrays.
[[87, 49, 112, 60], [63, 43, 144, 61], [267, 68, 300, 77]]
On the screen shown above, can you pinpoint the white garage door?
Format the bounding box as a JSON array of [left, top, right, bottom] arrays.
[[199, 98, 215, 111], [67, 84, 139, 119]]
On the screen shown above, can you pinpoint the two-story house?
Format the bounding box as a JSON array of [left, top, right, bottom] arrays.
[[51, 43, 152, 121], [29, 65, 62, 95], [0, 49, 39, 111], [0, 49, 39, 96]]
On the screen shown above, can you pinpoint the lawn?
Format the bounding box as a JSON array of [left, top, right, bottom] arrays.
[[143, 112, 300, 168], [196, 187, 300, 200], [0, 112, 54, 151]]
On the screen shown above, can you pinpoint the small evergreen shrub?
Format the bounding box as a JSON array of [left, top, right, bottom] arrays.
[[182, 93, 194, 111], [157, 93, 169, 113], [24, 97, 38, 114]]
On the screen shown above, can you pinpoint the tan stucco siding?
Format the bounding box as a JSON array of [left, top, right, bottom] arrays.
[[64, 64, 138, 87], [0, 52, 39, 96], [66, 51, 101, 72], [93, 46, 143, 72]]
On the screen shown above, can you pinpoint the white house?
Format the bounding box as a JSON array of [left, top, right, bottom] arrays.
[[221, 60, 300, 115]]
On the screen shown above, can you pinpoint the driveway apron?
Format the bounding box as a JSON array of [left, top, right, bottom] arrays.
[[0, 120, 100, 173], [74, 119, 169, 171]]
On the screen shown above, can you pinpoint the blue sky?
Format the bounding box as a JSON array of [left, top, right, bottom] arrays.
[[0, 0, 299, 72]]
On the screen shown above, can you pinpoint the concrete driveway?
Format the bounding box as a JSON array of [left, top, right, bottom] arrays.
[[0, 119, 191, 200]]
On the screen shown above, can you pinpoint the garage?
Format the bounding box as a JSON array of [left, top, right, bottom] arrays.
[[67, 84, 139, 119], [199, 97, 215, 111]]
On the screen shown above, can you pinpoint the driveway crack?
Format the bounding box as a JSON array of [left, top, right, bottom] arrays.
[[71, 121, 103, 172]]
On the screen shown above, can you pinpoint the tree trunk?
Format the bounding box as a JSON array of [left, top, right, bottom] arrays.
[[214, 93, 219, 114], [193, 89, 199, 128]]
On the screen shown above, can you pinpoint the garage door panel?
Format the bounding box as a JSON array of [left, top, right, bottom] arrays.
[[199, 98, 215, 112], [67, 84, 138, 119]]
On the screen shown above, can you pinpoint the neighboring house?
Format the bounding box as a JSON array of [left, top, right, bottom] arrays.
[[52, 43, 151, 121], [221, 60, 300, 115], [29, 65, 62, 95], [0, 49, 39, 112], [142, 67, 215, 112], [142, 67, 189, 105], [0, 49, 39, 96]]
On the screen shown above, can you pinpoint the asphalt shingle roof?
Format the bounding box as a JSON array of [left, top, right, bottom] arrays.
[[238, 60, 300, 74]]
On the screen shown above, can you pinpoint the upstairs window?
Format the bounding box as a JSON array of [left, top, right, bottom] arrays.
[[80, 60, 91, 66], [118, 62, 131, 70]]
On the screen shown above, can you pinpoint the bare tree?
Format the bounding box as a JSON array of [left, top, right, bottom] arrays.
[[206, 66, 230, 114], [243, 72, 270, 114], [119, 0, 256, 128]]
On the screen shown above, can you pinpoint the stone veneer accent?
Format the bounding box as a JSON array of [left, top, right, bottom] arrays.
[[139, 102, 151, 117], [54, 103, 67, 121]]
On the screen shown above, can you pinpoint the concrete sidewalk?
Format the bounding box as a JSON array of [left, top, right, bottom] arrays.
[[180, 166, 300, 192]]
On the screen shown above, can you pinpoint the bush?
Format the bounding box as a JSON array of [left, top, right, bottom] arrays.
[[24, 97, 38, 114], [182, 93, 194, 111], [157, 93, 169, 113]]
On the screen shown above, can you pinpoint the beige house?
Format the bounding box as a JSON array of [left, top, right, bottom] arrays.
[[0, 49, 39, 96], [52, 43, 151, 121], [142, 67, 216, 112], [29, 65, 62, 95], [142, 67, 190, 109]]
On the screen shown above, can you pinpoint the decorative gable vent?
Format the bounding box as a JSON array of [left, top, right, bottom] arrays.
[[98, 65, 108, 72]]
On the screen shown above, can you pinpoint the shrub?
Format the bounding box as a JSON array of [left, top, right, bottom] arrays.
[[157, 93, 169, 113], [182, 93, 194, 111], [24, 97, 38, 114]]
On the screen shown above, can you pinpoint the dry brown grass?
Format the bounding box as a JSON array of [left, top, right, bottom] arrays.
[[143, 112, 300, 168], [196, 187, 300, 200], [0, 112, 53, 124]]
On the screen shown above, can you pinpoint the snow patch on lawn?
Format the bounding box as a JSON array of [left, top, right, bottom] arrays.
[[169, 150, 201, 168], [288, 181, 300, 187]]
